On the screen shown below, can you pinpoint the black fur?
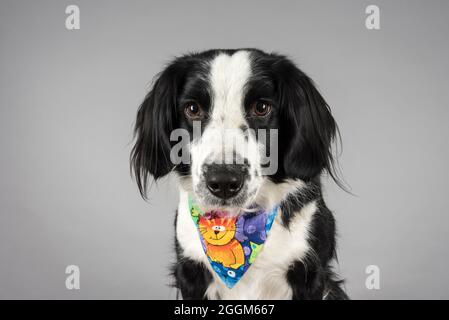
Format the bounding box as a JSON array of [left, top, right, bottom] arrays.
[[131, 49, 348, 299], [282, 181, 348, 299]]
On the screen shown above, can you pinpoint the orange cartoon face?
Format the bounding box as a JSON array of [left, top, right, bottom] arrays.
[[198, 216, 237, 246]]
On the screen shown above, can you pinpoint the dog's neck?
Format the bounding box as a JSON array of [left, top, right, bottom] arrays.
[[179, 177, 323, 223]]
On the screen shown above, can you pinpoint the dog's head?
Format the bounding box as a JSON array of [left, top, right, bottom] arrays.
[[131, 49, 338, 212]]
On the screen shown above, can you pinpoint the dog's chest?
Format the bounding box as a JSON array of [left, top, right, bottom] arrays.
[[176, 192, 317, 299]]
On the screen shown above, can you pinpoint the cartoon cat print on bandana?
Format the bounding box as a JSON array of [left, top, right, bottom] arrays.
[[189, 197, 279, 288]]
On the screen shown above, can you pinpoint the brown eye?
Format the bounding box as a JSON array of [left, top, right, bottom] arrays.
[[184, 102, 203, 119], [251, 100, 272, 117]]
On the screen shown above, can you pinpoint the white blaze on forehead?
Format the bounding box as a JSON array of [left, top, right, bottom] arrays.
[[190, 50, 262, 207], [208, 51, 251, 127], [192, 50, 255, 171]]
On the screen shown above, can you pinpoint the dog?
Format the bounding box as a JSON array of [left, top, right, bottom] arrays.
[[131, 49, 348, 299]]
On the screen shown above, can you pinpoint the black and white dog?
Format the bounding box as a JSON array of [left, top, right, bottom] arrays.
[[131, 49, 348, 300]]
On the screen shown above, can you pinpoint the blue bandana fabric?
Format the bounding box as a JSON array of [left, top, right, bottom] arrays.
[[189, 197, 279, 288]]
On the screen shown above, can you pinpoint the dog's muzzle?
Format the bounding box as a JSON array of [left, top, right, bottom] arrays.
[[204, 164, 248, 200]]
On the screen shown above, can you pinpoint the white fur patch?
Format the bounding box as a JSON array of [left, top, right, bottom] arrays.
[[176, 190, 210, 262], [255, 178, 305, 211], [209, 51, 251, 126]]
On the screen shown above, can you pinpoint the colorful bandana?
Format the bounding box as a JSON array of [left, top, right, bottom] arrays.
[[189, 197, 279, 288]]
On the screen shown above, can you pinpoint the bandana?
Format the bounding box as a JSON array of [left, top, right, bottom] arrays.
[[188, 196, 279, 288]]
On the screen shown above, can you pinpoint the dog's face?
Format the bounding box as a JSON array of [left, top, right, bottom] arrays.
[[131, 49, 337, 212]]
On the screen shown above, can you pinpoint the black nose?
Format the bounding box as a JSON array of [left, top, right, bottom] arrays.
[[205, 165, 245, 200], [214, 230, 219, 235]]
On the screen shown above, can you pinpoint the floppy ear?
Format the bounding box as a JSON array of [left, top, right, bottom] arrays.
[[131, 64, 183, 198], [278, 60, 338, 182]]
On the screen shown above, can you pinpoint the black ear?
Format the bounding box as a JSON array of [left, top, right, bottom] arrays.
[[131, 63, 183, 198], [277, 59, 338, 183]]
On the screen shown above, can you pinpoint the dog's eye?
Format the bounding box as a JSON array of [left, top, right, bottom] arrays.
[[184, 102, 203, 119], [250, 100, 272, 117]]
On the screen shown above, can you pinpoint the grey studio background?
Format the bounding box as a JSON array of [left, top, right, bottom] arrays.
[[1, 0, 449, 299]]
